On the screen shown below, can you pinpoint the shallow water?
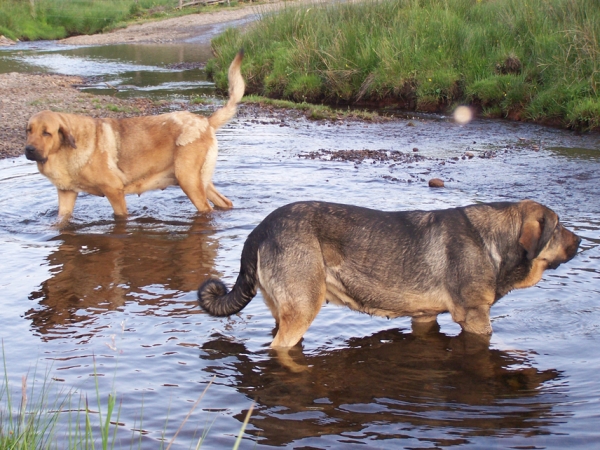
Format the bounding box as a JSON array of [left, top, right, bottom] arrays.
[[0, 35, 217, 100], [1, 39, 600, 449]]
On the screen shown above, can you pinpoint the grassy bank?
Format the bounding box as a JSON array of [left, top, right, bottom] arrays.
[[229, 94, 385, 120], [207, 0, 600, 130], [0, 0, 240, 41]]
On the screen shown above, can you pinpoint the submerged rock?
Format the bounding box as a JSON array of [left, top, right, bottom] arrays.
[[428, 178, 445, 188]]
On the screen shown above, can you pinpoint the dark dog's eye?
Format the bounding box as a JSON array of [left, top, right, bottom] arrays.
[[42, 131, 51, 137]]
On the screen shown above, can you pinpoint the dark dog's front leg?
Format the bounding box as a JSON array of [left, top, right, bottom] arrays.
[[458, 304, 493, 335], [411, 315, 440, 335]]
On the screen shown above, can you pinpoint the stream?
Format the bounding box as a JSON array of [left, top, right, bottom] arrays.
[[0, 34, 599, 449]]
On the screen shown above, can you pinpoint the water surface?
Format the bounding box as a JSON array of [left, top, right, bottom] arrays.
[[0, 38, 599, 449]]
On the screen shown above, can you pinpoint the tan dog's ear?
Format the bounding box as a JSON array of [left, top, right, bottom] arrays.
[[519, 202, 558, 260], [59, 123, 77, 149]]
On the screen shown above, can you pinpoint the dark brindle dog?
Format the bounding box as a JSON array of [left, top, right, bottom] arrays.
[[198, 200, 580, 348]]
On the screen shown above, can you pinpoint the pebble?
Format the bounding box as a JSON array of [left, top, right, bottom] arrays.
[[428, 178, 445, 188]]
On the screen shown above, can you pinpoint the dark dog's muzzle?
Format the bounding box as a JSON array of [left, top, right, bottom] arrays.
[[548, 231, 582, 270], [570, 234, 582, 258]]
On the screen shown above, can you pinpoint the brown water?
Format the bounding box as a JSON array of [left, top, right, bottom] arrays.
[[1, 40, 600, 449]]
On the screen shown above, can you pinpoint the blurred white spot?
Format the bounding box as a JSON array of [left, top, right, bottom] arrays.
[[453, 106, 473, 125]]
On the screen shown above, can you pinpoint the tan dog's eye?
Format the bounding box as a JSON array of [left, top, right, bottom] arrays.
[[42, 131, 51, 137]]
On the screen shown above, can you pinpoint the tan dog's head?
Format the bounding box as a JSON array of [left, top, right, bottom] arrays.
[[25, 110, 76, 164], [518, 200, 581, 269]]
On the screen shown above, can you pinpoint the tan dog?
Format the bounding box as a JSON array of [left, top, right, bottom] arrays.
[[198, 200, 581, 348], [25, 51, 245, 223]]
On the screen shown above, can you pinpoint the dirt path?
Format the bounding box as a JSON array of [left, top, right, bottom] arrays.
[[60, 0, 311, 45]]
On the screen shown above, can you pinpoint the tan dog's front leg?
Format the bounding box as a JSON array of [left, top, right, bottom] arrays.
[[57, 189, 78, 223]]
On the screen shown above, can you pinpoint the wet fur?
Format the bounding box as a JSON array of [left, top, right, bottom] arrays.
[[25, 51, 245, 222], [198, 200, 581, 348]]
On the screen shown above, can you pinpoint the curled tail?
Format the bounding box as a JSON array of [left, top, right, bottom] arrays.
[[208, 50, 245, 130], [198, 236, 258, 316]]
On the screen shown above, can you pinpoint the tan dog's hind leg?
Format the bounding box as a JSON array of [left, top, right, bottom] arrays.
[[207, 183, 233, 209], [174, 149, 213, 212], [102, 186, 128, 217], [178, 176, 212, 212]]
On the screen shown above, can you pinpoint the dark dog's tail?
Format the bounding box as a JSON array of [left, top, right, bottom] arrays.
[[197, 237, 258, 317], [208, 50, 245, 131]]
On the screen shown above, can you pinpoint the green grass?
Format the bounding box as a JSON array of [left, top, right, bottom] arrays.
[[0, 0, 244, 41], [207, 0, 600, 130]]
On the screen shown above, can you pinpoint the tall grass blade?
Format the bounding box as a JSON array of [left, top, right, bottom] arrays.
[[232, 402, 255, 450], [165, 376, 215, 450]]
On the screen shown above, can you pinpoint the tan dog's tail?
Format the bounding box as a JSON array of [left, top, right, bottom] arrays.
[[208, 50, 245, 130], [197, 231, 258, 317]]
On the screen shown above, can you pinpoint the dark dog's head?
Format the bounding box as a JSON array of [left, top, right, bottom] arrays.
[[518, 200, 581, 269], [25, 110, 77, 164]]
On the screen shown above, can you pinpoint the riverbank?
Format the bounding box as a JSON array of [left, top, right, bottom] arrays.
[[0, 0, 314, 45], [208, 0, 600, 131], [3, 0, 598, 160], [0, 0, 315, 159]]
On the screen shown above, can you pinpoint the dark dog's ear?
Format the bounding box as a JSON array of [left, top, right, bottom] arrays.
[[519, 201, 558, 260], [59, 123, 77, 149]]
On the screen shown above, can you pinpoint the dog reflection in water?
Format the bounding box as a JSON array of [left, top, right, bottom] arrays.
[[200, 326, 561, 443], [198, 200, 580, 356], [26, 216, 218, 338]]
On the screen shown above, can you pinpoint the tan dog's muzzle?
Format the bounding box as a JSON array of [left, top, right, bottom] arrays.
[[25, 145, 46, 163]]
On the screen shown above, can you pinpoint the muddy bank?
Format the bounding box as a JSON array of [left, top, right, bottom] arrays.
[[0, 73, 157, 158]]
